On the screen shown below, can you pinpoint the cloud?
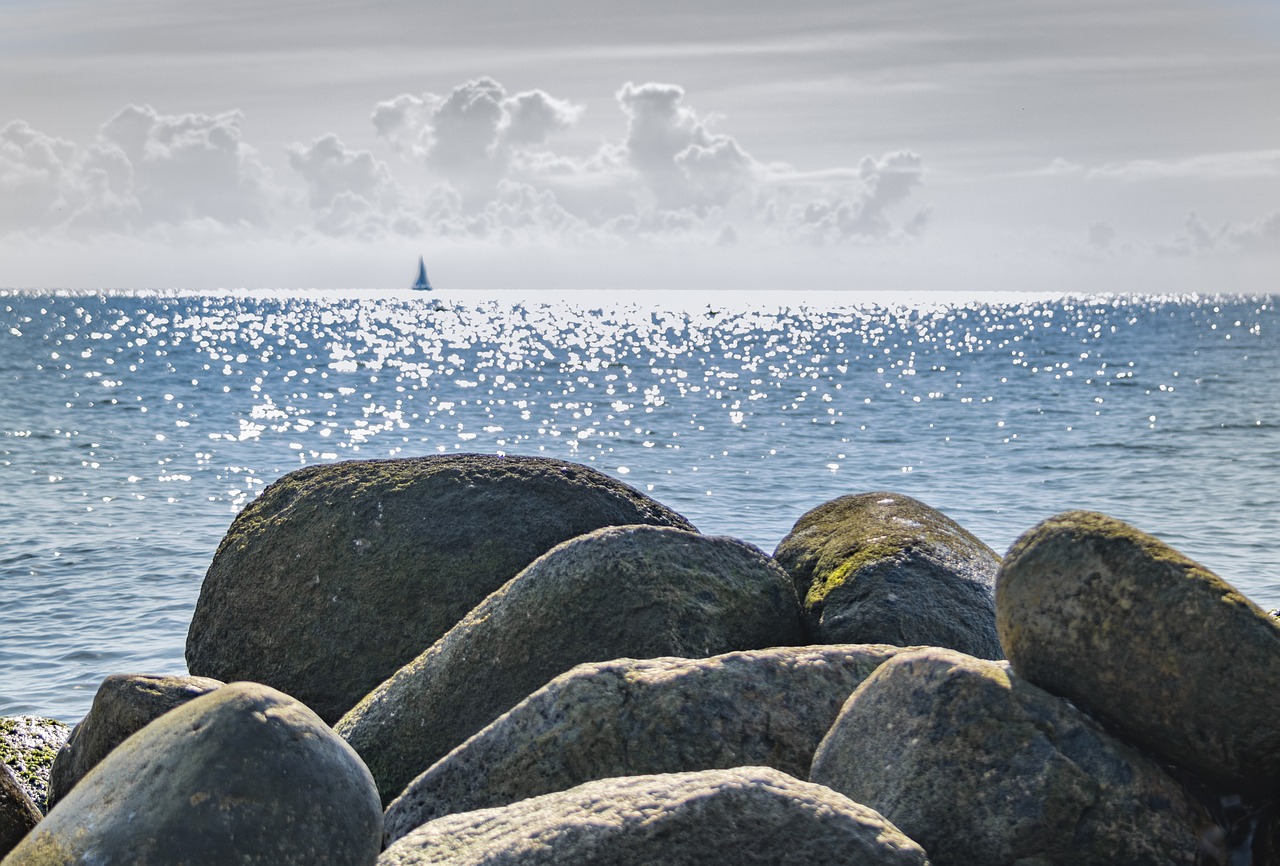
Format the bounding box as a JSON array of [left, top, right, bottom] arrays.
[[0, 106, 279, 235], [0, 78, 929, 252]]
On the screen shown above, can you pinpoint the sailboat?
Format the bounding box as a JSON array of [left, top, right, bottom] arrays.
[[411, 256, 433, 291]]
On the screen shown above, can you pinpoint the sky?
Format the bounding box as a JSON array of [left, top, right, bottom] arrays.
[[1, 0, 1278, 293]]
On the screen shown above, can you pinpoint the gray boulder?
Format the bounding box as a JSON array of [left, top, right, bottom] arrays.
[[187, 454, 695, 723], [773, 492, 1002, 657], [378, 767, 929, 866], [810, 647, 1216, 866], [3, 682, 382, 866], [337, 525, 802, 806], [385, 644, 912, 842], [997, 510, 1280, 796], [0, 764, 41, 859], [46, 673, 224, 808], [0, 715, 69, 813]]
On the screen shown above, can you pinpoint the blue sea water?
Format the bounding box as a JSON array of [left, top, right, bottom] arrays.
[[1, 289, 1277, 723]]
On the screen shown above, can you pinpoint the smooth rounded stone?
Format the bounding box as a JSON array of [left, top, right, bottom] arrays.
[[997, 511, 1280, 795], [337, 525, 803, 806], [0, 716, 70, 813], [4, 682, 382, 866], [385, 643, 913, 842], [0, 764, 41, 859], [45, 673, 224, 809], [186, 454, 695, 724], [810, 647, 1218, 866], [773, 492, 1002, 658], [379, 766, 929, 866]]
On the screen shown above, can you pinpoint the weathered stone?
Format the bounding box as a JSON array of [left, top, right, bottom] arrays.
[[385, 644, 912, 842], [46, 673, 224, 809], [810, 647, 1218, 866], [4, 682, 382, 866], [186, 454, 695, 723], [0, 764, 41, 859], [337, 525, 802, 806], [774, 492, 1002, 657], [0, 716, 69, 813], [379, 767, 929, 866], [997, 510, 1280, 795]]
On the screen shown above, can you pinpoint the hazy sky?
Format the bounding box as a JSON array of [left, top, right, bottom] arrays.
[[2, 0, 1278, 292]]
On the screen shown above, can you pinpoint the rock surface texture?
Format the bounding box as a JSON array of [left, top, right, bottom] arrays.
[[337, 524, 802, 806], [997, 510, 1280, 795], [378, 767, 929, 866], [384, 644, 911, 842], [186, 454, 695, 723], [0, 716, 69, 813], [46, 673, 224, 809], [810, 647, 1215, 866], [774, 492, 1002, 657], [3, 682, 383, 866], [0, 765, 40, 859]]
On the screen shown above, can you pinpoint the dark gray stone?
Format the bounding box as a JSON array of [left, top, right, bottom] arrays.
[[337, 525, 802, 806], [997, 510, 1280, 796], [774, 492, 1002, 657], [378, 767, 929, 866], [0, 764, 41, 859], [4, 682, 382, 866], [46, 673, 224, 809], [810, 647, 1218, 866], [186, 454, 695, 723], [384, 644, 911, 843]]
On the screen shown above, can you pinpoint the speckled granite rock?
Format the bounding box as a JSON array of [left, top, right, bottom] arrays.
[[0, 715, 69, 813], [384, 644, 911, 842]]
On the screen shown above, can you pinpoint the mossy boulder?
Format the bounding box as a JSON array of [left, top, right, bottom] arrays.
[[774, 492, 1003, 657], [46, 673, 224, 809], [997, 510, 1280, 795], [0, 764, 41, 859], [810, 647, 1217, 866], [378, 767, 929, 866], [384, 644, 912, 843], [186, 454, 695, 723], [337, 525, 802, 806], [3, 682, 382, 866], [0, 716, 69, 814]]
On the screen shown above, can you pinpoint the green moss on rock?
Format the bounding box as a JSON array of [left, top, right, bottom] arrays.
[[0, 716, 70, 812]]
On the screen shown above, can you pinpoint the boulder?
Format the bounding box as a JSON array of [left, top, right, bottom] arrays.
[[186, 454, 695, 723], [773, 492, 1002, 657], [378, 767, 929, 866], [3, 682, 382, 866], [997, 510, 1280, 795], [385, 644, 912, 842], [46, 673, 224, 808], [0, 715, 69, 813], [810, 647, 1218, 866], [337, 525, 802, 806], [0, 764, 41, 859]]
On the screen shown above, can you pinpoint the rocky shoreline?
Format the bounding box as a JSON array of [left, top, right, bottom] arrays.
[[2, 453, 1276, 865]]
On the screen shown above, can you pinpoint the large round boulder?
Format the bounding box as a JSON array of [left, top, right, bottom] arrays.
[[46, 673, 224, 808], [0, 715, 69, 813], [774, 492, 1002, 657], [0, 764, 41, 859], [378, 767, 929, 866], [337, 525, 803, 805], [186, 454, 695, 723], [3, 682, 382, 866], [810, 647, 1217, 866], [385, 644, 911, 842], [997, 510, 1280, 795]]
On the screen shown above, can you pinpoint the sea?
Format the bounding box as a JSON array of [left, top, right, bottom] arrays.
[[1, 288, 1277, 723]]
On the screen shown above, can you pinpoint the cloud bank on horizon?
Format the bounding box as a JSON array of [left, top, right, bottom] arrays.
[[1, 77, 932, 253]]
